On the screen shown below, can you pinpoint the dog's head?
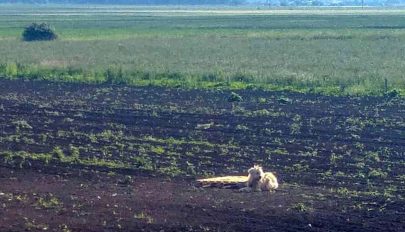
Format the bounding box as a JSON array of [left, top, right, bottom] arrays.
[[248, 165, 264, 181]]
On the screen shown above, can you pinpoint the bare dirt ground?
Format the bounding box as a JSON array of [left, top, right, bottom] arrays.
[[1, 166, 403, 232], [0, 79, 404, 231]]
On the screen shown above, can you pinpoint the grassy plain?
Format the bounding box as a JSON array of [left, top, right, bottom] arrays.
[[1, 5, 405, 95]]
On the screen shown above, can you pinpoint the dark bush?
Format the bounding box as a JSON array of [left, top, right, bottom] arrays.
[[22, 23, 58, 41], [384, 89, 400, 99]]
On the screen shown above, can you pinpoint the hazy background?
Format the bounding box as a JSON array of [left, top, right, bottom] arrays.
[[1, 0, 405, 7]]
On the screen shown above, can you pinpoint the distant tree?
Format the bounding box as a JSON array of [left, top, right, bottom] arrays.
[[22, 23, 58, 41]]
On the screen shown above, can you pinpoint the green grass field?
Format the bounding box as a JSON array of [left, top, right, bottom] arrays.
[[1, 5, 405, 95]]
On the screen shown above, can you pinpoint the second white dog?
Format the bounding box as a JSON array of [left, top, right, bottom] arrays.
[[240, 165, 279, 192]]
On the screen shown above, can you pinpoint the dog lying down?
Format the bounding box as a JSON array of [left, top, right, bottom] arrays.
[[196, 165, 279, 192], [239, 165, 279, 192]]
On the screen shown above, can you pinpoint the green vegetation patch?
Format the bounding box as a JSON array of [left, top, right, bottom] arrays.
[[0, 6, 405, 96]]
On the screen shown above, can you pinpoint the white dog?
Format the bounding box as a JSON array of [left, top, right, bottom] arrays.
[[240, 165, 279, 192]]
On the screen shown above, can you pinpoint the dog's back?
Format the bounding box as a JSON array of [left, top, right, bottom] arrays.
[[261, 172, 279, 190]]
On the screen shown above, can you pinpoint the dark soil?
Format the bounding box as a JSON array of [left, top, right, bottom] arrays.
[[0, 79, 404, 231], [1, 166, 404, 232]]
